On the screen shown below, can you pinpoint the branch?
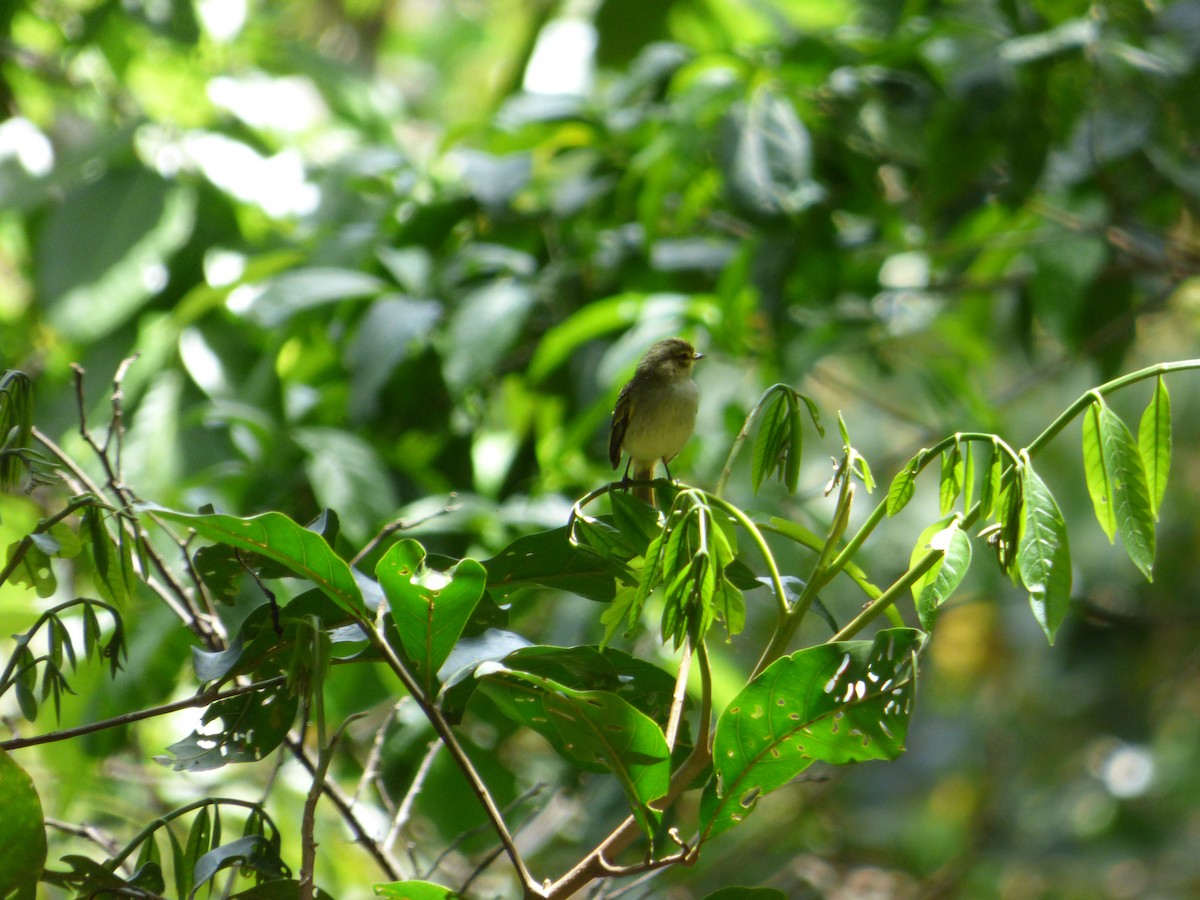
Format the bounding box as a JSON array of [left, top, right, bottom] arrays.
[[300, 715, 363, 900], [286, 736, 406, 882], [386, 737, 441, 850], [0, 677, 286, 751], [365, 630, 542, 896]]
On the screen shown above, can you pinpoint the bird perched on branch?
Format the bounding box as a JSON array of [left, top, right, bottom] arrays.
[[609, 338, 703, 505]]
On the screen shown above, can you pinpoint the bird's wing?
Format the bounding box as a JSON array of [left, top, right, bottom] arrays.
[[608, 384, 634, 469]]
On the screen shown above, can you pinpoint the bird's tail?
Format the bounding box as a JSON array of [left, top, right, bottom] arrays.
[[633, 463, 656, 506]]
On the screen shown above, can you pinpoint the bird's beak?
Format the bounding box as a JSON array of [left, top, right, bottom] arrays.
[[694, 352, 705, 361]]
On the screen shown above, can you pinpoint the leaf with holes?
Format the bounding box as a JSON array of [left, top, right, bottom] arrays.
[[478, 667, 670, 839], [700, 628, 923, 839], [378, 540, 485, 698], [156, 682, 298, 771]]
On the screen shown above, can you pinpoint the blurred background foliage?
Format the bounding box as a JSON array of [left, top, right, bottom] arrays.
[[3, 0, 1200, 896]]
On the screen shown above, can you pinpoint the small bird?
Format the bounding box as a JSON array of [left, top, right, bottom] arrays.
[[609, 338, 703, 504]]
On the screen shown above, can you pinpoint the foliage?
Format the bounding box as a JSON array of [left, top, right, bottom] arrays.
[[2, 0, 1200, 897]]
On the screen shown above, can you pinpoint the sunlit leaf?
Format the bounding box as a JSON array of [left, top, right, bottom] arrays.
[[1082, 401, 1117, 542], [939, 442, 963, 515], [374, 881, 465, 899], [751, 389, 790, 495], [1138, 375, 1171, 518], [910, 518, 971, 630], [700, 628, 923, 838], [1018, 463, 1072, 644], [147, 507, 365, 617], [886, 454, 920, 516], [1097, 403, 1156, 580], [377, 539, 485, 697]]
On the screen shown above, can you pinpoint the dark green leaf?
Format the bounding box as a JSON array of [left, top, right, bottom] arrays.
[[157, 682, 299, 771], [192, 835, 290, 890], [184, 806, 213, 893], [479, 669, 670, 839], [700, 889, 787, 900], [980, 443, 1003, 521], [0, 749, 47, 897], [1018, 463, 1072, 644], [610, 490, 665, 557]]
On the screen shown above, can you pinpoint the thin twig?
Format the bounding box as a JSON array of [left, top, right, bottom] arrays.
[[350, 498, 461, 567], [385, 738, 441, 849], [353, 698, 408, 811], [45, 817, 124, 860], [286, 736, 405, 882], [0, 677, 287, 751], [366, 631, 542, 896], [300, 714, 364, 900]]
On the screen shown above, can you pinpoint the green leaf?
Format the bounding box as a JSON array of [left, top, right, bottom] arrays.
[[191, 835, 289, 890], [751, 389, 790, 495], [147, 508, 366, 617], [1082, 401, 1117, 542], [38, 168, 195, 341], [700, 628, 923, 838], [910, 519, 972, 630], [7, 541, 55, 598], [1138, 375, 1171, 518], [246, 267, 385, 327], [980, 442, 1003, 521], [962, 441, 975, 511], [886, 454, 920, 516], [293, 427, 399, 544], [185, 806, 213, 893], [1098, 402, 1156, 580], [479, 669, 670, 839], [610, 489, 666, 556], [1018, 463, 1072, 644], [156, 682, 299, 771], [749, 388, 803, 495], [0, 750, 46, 899], [499, 645, 679, 725], [939, 442, 963, 515], [377, 539, 485, 697], [482, 526, 615, 603], [700, 890, 787, 900], [374, 881, 465, 900]]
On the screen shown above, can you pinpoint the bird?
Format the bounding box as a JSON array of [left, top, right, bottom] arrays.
[[608, 338, 703, 504]]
